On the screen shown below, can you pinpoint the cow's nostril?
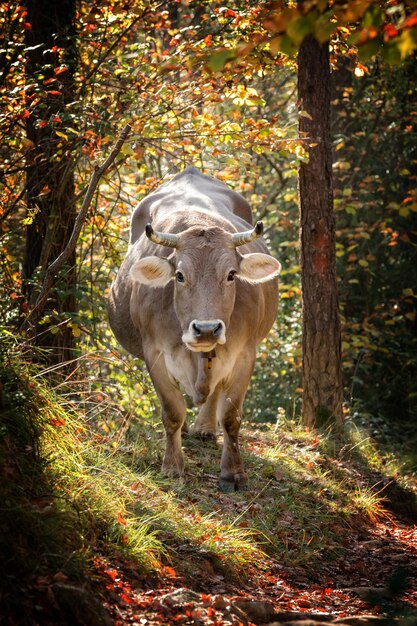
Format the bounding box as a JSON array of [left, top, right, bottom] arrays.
[[213, 323, 222, 337], [192, 322, 202, 336]]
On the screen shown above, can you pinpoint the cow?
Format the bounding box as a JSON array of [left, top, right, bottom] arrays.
[[108, 166, 281, 491]]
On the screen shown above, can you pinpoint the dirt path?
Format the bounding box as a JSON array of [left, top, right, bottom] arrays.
[[88, 514, 417, 625]]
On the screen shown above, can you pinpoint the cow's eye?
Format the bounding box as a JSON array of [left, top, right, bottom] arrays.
[[176, 271, 185, 283], [227, 270, 237, 282]]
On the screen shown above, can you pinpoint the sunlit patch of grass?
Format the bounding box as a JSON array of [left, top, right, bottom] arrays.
[[48, 415, 264, 575], [115, 467, 268, 572], [188, 420, 392, 566], [1, 362, 164, 573], [66, 401, 401, 574], [350, 483, 391, 524]]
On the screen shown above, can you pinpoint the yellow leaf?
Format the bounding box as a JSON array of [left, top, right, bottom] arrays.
[[71, 325, 81, 337], [299, 110, 313, 120], [55, 130, 68, 140], [397, 29, 417, 59]]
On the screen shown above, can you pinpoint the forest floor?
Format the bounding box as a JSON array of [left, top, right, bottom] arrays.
[[86, 428, 417, 626], [90, 519, 417, 626], [2, 357, 417, 626]]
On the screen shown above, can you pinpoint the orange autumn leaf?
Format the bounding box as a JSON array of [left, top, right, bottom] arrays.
[[162, 565, 177, 577], [117, 511, 127, 526]]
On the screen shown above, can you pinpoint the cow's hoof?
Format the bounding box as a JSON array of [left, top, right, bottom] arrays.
[[219, 473, 248, 492], [191, 430, 217, 443], [219, 477, 237, 493], [162, 468, 184, 479], [234, 473, 249, 491], [161, 459, 185, 478]]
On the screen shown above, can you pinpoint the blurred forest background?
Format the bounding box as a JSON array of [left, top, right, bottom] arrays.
[[1, 2, 417, 622]]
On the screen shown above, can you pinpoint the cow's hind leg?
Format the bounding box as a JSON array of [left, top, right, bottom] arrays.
[[191, 383, 221, 441], [146, 352, 187, 477]]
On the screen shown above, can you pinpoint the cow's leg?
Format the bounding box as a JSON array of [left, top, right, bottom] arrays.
[[217, 352, 255, 492], [192, 383, 221, 441], [146, 352, 187, 477], [218, 398, 247, 492]]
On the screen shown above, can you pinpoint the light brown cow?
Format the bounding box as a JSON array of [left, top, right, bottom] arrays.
[[108, 166, 280, 491]]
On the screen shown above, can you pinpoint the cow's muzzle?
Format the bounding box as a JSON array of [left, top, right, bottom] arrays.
[[182, 319, 226, 351]]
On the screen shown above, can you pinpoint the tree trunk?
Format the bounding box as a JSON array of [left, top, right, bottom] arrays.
[[297, 35, 343, 428], [23, 0, 77, 366]]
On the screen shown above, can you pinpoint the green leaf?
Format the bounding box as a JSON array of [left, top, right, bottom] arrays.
[[357, 38, 382, 61], [399, 206, 410, 218], [397, 28, 417, 60], [55, 130, 68, 140], [287, 15, 314, 46], [363, 5, 384, 28], [278, 34, 298, 56], [207, 49, 236, 72], [299, 110, 313, 121], [314, 13, 337, 43], [382, 41, 402, 65]]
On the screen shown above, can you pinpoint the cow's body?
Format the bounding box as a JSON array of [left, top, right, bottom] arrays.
[[108, 167, 280, 490]]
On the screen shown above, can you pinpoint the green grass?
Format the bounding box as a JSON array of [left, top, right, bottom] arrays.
[[1, 343, 416, 621]]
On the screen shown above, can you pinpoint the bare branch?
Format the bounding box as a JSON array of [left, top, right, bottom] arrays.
[[23, 123, 131, 333]]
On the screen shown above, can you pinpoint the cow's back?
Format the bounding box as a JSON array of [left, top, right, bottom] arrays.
[[129, 167, 253, 245]]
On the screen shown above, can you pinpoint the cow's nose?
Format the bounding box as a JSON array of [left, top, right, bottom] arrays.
[[192, 320, 224, 341]]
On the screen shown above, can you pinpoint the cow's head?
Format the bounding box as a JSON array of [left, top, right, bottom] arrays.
[[130, 221, 281, 352]]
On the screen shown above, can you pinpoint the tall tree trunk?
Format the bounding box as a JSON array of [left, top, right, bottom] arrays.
[[23, 0, 77, 366], [297, 35, 343, 428]]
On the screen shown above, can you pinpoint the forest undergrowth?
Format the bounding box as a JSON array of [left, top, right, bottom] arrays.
[[1, 344, 417, 625]]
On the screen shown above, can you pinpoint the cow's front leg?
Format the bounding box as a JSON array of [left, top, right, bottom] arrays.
[[217, 352, 255, 491], [146, 352, 187, 477], [218, 399, 248, 492]]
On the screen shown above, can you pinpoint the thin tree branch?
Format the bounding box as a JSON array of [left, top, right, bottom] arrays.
[[22, 123, 131, 333]]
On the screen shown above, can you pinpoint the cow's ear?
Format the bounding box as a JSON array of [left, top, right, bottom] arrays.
[[130, 256, 174, 287], [238, 253, 281, 284]]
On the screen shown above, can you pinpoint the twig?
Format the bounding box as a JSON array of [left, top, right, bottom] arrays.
[[23, 123, 131, 332]]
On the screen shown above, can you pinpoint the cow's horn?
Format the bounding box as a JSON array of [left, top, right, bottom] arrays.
[[232, 221, 263, 247], [145, 224, 179, 248]]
